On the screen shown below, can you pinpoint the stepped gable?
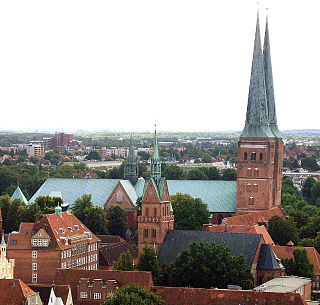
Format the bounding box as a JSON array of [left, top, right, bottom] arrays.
[[224, 208, 286, 226], [150, 286, 308, 305], [157, 230, 262, 266]]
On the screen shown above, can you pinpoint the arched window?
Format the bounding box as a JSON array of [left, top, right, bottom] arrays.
[[116, 190, 122, 203], [254, 168, 260, 177], [253, 183, 258, 193], [248, 197, 254, 205], [152, 229, 156, 238], [244, 152, 248, 160], [154, 208, 157, 216], [259, 153, 263, 161], [143, 228, 148, 238], [246, 183, 252, 192], [247, 168, 252, 177], [145, 208, 149, 217], [251, 152, 256, 161]]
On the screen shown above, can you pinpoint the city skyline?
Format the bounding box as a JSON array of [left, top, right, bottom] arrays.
[[0, 0, 318, 132]]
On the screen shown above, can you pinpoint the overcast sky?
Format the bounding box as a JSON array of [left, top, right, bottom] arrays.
[[0, 0, 318, 132]]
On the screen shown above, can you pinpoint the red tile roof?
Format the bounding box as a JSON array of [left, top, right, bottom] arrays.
[[150, 286, 307, 305], [203, 224, 274, 245], [272, 245, 320, 275], [0, 279, 38, 305], [224, 208, 286, 226]]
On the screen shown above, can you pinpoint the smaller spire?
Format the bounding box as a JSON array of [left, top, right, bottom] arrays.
[[124, 133, 138, 185], [1, 231, 5, 245], [55, 203, 62, 217], [151, 125, 161, 185]]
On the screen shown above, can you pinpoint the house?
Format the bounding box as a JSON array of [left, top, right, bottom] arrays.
[[7, 208, 99, 285], [0, 278, 43, 305]]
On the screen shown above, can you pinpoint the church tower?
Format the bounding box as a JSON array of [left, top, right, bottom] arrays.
[[236, 14, 283, 215], [137, 127, 174, 256], [124, 134, 138, 185], [0, 232, 14, 279]]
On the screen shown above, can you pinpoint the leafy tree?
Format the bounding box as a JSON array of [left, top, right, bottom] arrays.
[[86, 151, 101, 160], [311, 182, 320, 204], [201, 152, 212, 163], [106, 205, 127, 237], [267, 216, 298, 245], [288, 210, 310, 229], [282, 248, 314, 280], [73, 162, 88, 172], [171, 193, 210, 230], [138, 163, 149, 178], [205, 167, 221, 180], [302, 177, 316, 201], [137, 151, 151, 161], [301, 157, 319, 171], [162, 165, 183, 180], [44, 151, 60, 166], [102, 283, 163, 305], [113, 250, 135, 271], [33, 196, 62, 211], [222, 168, 237, 181], [300, 215, 320, 240], [185, 168, 208, 180], [137, 246, 163, 285], [169, 241, 253, 289]]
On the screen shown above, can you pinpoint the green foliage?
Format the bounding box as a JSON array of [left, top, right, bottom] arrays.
[[44, 151, 60, 166], [137, 151, 151, 161], [169, 241, 253, 289], [185, 168, 208, 180], [86, 151, 101, 160], [72, 194, 108, 234], [137, 246, 163, 285], [102, 283, 163, 305], [162, 165, 183, 180], [267, 216, 298, 245], [311, 182, 320, 204], [221, 168, 237, 181], [302, 177, 316, 201], [282, 248, 315, 280], [171, 193, 210, 230], [106, 205, 127, 237], [301, 157, 319, 171], [113, 250, 135, 271]]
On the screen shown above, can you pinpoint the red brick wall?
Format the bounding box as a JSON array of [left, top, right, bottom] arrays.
[[256, 269, 285, 285]]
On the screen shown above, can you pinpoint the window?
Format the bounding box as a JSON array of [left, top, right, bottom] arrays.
[[248, 197, 254, 206], [43, 239, 48, 246], [163, 207, 165, 216], [251, 152, 256, 161], [11, 240, 17, 245], [145, 208, 149, 217], [94, 293, 101, 300], [32, 239, 38, 246], [80, 292, 88, 299], [253, 183, 258, 193], [32, 251, 37, 259], [247, 168, 252, 177], [244, 152, 247, 160], [246, 183, 252, 192], [38, 239, 43, 246], [154, 208, 157, 216], [254, 168, 260, 177], [144, 229, 148, 238], [166, 206, 169, 215], [116, 190, 122, 203], [259, 153, 263, 161], [32, 263, 37, 271], [152, 229, 157, 239], [32, 273, 37, 283]]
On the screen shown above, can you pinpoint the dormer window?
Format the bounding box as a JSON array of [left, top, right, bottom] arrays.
[[75, 225, 80, 231], [59, 228, 65, 234], [67, 226, 73, 232]]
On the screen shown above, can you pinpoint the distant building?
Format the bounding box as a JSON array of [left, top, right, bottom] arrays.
[[48, 284, 73, 305], [0, 232, 14, 279], [7, 208, 99, 285], [26, 144, 45, 157]]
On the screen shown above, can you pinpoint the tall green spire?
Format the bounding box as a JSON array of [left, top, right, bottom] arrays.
[[124, 134, 138, 185], [151, 125, 161, 185], [263, 16, 282, 138], [241, 13, 274, 138]]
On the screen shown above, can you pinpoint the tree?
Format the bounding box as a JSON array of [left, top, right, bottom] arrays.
[[201, 152, 212, 163], [106, 205, 127, 237], [311, 182, 320, 204], [301, 157, 319, 171], [137, 151, 151, 161], [185, 168, 208, 180], [72, 194, 108, 235], [171, 193, 210, 230], [137, 246, 163, 285], [302, 177, 316, 201], [162, 165, 183, 180], [102, 283, 164, 305], [169, 241, 253, 289], [222, 168, 237, 181], [205, 167, 221, 180], [113, 250, 135, 271], [86, 151, 101, 160], [282, 248, 314, 280], [267, 216, 298, 245]]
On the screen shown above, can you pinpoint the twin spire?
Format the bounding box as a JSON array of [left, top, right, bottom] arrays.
[[241, 13, 281, 138]]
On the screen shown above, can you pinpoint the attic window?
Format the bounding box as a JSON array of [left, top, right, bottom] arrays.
[[75, 225, 80, 231], [67, 226, 73, 232], [59, 228, 65, 234], [11, 240, 17, 245], [38, 233, 43, 237]]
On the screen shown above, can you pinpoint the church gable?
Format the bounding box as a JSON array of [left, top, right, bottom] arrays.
[[161, 181, 170, 202], [105, 182, 137, 211], [142, 179, 161, 203]]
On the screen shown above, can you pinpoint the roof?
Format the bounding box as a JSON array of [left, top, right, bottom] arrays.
[[0, 279, 38, 305], [11, 186, 28, 204], [257, 244, 284, 270], [203, 224, 274, 245], [30, 178, 237, 213], [224, 208, 286, 226], [272, 245, 320, 275], [157, 230, 262, 266], [254, 276, 312, 293], [151, 286, 308, 305], [29, 284, 70, 305], [100, 242, 136, 266], [54, 269, 154, 301]]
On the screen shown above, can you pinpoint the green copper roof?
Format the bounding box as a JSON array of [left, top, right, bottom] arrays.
[[151, 127, 161, 184], [11, 187, 28, 204], [29, 178, 236, 213], [263, 17, 282, 138], [241, 13, 274, 138]]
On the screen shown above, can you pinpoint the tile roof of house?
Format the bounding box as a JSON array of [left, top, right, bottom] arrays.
[[7, 211, 99, 251], [257, 244, 284, 270], [30, 178, 236, 213], [0, 279, 38, 305], [150, 286, 308, 305], [29, 284, 70, 305], [99, 241, 136, 266], [157, 230, 262, 266], [202, 224, 274, 245], [223, 208, 286, 226], [11, 186, 28, 204], [272, 245, 320, 275]]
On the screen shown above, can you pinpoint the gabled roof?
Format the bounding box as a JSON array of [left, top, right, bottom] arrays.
[[257, 244, 284, 270], [99, 241, 136, 266], [157, 230, 262, 266], [11, 186, 28, 204]]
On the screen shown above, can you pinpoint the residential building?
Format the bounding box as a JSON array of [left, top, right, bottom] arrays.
[[254, 276, 312, 302], [0, 278, 43, 305], [7, 209, 99, 285], [0, 232, 14, 279], [26, 144, 45, 157], [236, 15, 283, 215]]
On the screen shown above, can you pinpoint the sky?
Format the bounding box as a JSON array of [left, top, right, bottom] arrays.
[[0, 0, 319, 133]]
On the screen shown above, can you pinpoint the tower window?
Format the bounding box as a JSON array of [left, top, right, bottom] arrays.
[[163, 206, 165, 216], [259, 153, 263, 161], [145, 208, 149, 217], [166, 206, 169, 215], [244, 152, 248, 160], [247, 168, 252, 177], [246, 183, 252, 192], [249, 197, 254, 205], [152, 229, 156, 238], [154, 208, 157, 217], [251, 152, 256, 161], [254, 168, 260, 177], [253, 183, 258, 193], [143, 229, 148, 238]]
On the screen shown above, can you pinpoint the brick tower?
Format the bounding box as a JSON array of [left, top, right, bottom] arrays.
[[138, 127, 174, 256], [236, 14, 283, 215]]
